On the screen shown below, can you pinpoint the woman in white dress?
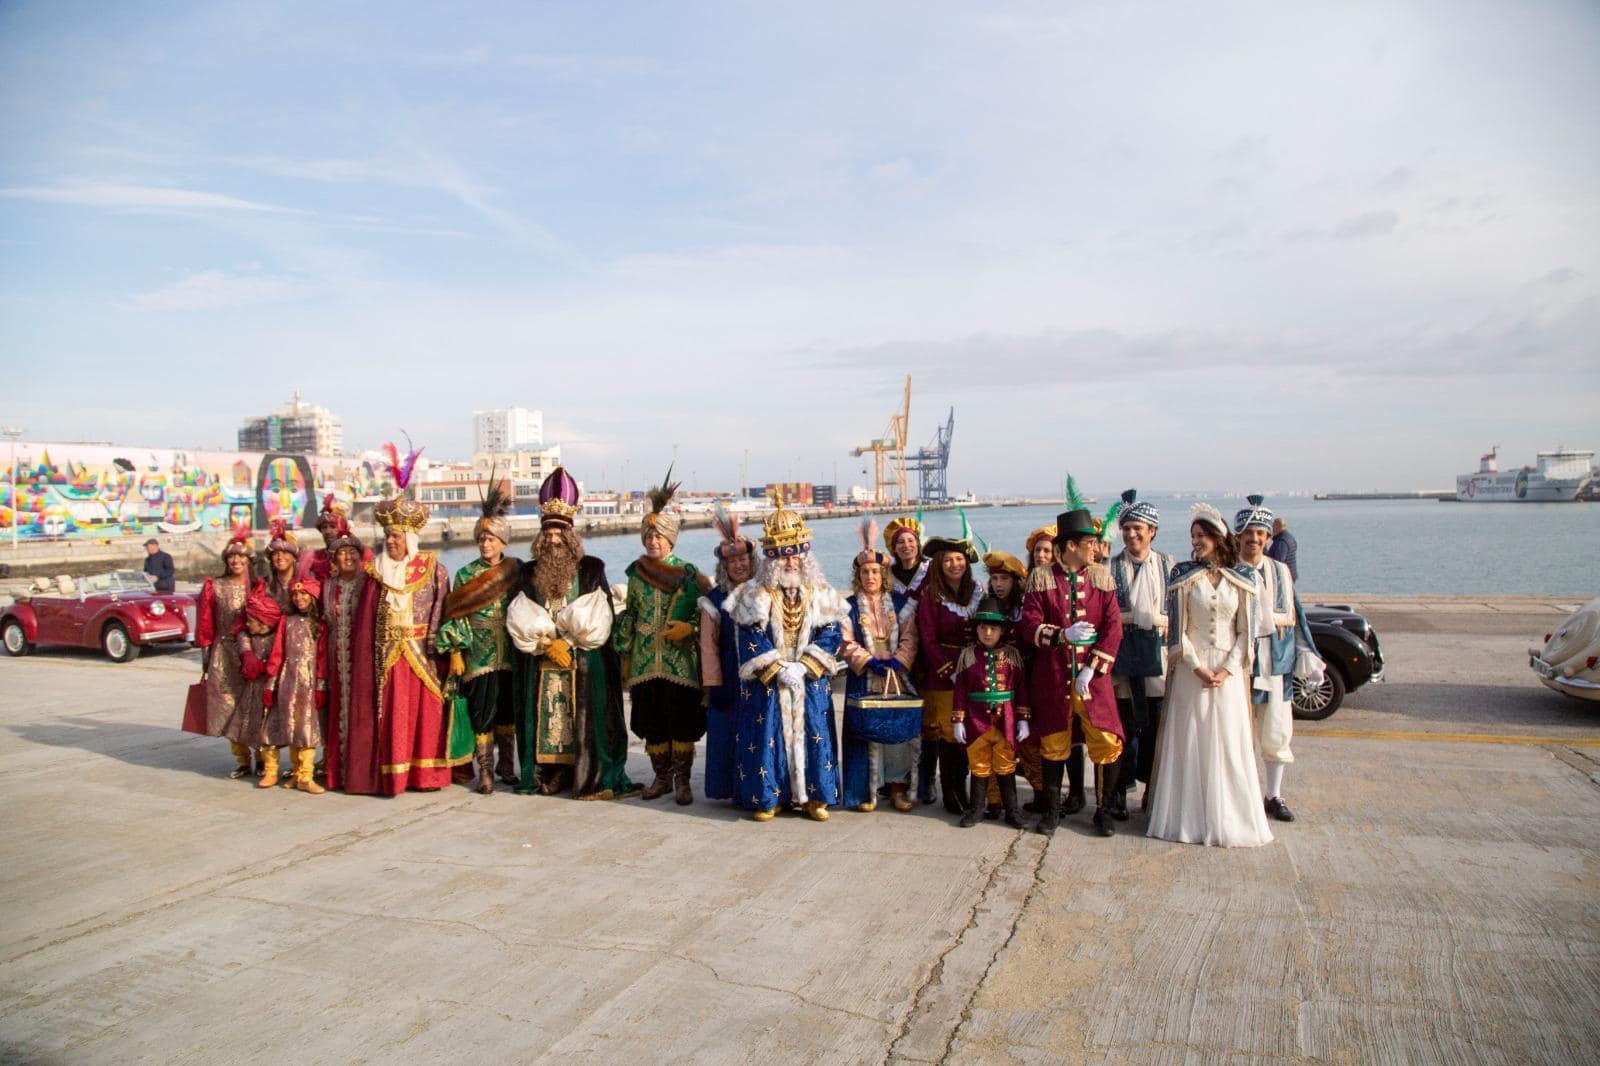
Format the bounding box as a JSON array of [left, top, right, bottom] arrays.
[[1146, 503, 1274, 848]]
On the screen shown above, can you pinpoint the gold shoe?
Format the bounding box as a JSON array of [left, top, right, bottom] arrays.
[[889, 785, 915, 812], [856, 801, 877, 813], [804, 801, 829, 822], [752, 808, 777, 822], [294, 777, 326, 795]]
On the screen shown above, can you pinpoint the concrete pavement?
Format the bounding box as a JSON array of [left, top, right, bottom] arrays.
[[1, 597, 1596, 1063]]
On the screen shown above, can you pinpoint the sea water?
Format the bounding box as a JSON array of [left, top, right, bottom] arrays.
[[442, 498, 1598, 597]]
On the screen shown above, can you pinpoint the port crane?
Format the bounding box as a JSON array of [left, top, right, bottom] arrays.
[[906, 406, 955, 503], [851, 374, 911, 505]]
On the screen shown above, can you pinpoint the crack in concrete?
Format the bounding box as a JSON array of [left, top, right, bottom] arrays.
[[881, 826, 1041, 1065]]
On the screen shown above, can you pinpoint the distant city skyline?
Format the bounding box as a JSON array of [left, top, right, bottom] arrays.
[[2, 2, 1596, 494]]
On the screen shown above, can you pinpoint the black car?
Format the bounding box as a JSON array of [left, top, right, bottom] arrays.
[[1292, 603, 1385, 720]]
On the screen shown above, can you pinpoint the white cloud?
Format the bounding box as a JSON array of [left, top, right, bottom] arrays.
[[127, 270, 310, 312], [0, 183, 293, 213]]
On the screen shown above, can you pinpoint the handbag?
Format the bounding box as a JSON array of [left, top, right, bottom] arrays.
[[181, 681, 211, 735], [844, 667, 924, 745]]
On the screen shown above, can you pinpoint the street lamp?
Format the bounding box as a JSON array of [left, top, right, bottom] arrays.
[[2, 426, 23, 549]]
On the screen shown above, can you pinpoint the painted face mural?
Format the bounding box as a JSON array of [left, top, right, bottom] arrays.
[[262, 457, 309, 524]]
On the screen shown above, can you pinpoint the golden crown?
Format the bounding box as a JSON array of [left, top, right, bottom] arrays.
[[375, 495, 429, 534], [761, 490, 812, 558]]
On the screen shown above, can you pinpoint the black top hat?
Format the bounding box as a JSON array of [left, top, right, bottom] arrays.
[[1053, 509, 1098, 542], [973, 594, 1008, 623]]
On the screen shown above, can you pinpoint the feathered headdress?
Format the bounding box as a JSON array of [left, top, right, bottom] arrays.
[[267, 518, 299, 556], [375, 431, 429, 534], [640, 464, 684, 545], [316, 492, 348, 527], [474, 464, 513, 545], [382, 432, 423, 492], [222, 520, 255, 558], [854, 517, 890, 569], [713, 501, 755, 560]]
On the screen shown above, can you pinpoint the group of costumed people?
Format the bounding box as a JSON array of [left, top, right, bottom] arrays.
[[187, 441, 1317, 849]]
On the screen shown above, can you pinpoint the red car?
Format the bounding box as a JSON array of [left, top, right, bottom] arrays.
[[1, 570, 195, 663]]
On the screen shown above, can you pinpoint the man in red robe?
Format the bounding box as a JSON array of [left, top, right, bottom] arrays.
[[1019, 506, 1124, 837], [339, 464, 452, 795]]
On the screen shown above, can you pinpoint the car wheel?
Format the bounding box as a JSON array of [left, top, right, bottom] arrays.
[[1, 619, 31, 657], [1292, 667, 1345, 720], [102, 622, 141, 663]]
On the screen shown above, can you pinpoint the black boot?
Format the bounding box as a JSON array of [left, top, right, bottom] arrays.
[[959, 775, 986, 828], [997, 774, 1025, 829], [941, 742, 970, 815], [917, 740, 939, 805], [1092, 762, 1120, 837], [1063, 748, 1087, 815], [1035, 759, 1064, 836]]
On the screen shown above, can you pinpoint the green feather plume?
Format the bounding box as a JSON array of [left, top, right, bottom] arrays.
[[1065, 473, 1085, 512], [1098, 500, 1124, 543]]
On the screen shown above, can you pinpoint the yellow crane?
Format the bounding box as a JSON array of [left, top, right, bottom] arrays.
[[851, 373, 912, 505]]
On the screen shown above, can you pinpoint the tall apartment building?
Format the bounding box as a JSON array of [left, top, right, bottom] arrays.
[[473, 407, 543, 453], [237, 390, 344, 455], [473, 443, 562, 485]]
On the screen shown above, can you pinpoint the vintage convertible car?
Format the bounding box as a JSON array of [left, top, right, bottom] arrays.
[[1291, 603, 1385, 720], [1, 570, 194, 663], [1529, 595, 1600, 702]]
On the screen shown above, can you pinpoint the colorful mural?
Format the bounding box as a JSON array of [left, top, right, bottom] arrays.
[[0, 442, 392, 541]]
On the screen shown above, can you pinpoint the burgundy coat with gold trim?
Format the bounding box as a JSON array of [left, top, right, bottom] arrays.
[[1018, 562, 1123, 739]]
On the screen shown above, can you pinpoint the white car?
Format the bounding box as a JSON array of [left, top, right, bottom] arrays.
[[1529, 596, 1600, 702]]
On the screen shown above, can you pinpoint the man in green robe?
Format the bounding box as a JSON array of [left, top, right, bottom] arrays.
[[434, 482, 520, 793], [613, 469, 711, 804], [507, 468, 637, 800]]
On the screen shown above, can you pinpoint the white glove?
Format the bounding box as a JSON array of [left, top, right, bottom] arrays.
[[1306, 662, 1326, 688], [778, 662, 807, 691], [1015, 720, 1030, 742], [1063, 621, 1097, 644], [1073, 667, 1094, 699], [951, 721, 967, 745]]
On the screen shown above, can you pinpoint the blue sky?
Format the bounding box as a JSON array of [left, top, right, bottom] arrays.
[[2, 1, 1597, 495]]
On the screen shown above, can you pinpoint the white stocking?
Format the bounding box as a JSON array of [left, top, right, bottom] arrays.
[[1265, 761, 1285, 800]]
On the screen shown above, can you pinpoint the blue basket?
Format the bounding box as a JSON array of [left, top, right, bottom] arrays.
[[843, 693, 924, 744]]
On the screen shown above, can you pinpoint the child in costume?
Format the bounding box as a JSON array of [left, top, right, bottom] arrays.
[[230, 583, 284, 789], [270, 576, 328, 795], [950, 595, 1029, 829]]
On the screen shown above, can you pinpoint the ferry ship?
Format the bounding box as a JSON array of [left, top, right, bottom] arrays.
[[1456, 447, 1596, 502]]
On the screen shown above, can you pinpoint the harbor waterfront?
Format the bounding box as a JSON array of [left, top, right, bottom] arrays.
[[3, 496, 1596, 598], [1, 594, 1596, 1062], [435, 499, 1600, 598]]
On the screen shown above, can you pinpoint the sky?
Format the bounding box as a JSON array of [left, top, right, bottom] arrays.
[[2, 0, 1597, 497]]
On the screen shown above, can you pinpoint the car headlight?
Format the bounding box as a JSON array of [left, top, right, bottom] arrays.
[[148, 601, 167, 617]]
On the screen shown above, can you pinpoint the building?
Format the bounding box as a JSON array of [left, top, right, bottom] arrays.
[[473, 407, 543, 453], [473, 444, 562, 485], [237, 390, 344, 455]]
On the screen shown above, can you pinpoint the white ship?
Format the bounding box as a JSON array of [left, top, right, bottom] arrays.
[[1456, 446, 1596, 502]]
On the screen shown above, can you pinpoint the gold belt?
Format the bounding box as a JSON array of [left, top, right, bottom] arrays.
[[384, 622, 429, 641]]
